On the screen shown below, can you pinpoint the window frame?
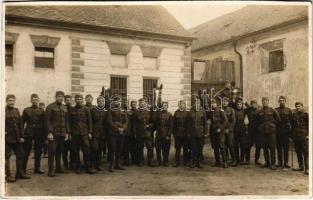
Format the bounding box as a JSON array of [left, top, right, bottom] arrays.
[[268, 49, 285, 73], [5, 43, 14, 67], [143, 78, 158, 106], [110, 75, 128, 107], [34, 46, 55, 69]]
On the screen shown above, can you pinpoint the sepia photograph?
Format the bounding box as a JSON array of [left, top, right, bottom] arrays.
[[1, 1, 312, 198]]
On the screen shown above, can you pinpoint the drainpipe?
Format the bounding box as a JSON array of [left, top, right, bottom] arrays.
[[232, 39, 244, 97]]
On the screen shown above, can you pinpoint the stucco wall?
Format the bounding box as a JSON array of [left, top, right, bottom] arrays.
[[5, 25, 191, 112]]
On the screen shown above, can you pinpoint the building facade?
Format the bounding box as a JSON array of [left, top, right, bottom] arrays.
[[190, 5, 309, 109], [5, 6, 193, 111]]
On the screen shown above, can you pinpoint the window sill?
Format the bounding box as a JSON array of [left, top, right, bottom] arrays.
[[34, 67, 55, 72]]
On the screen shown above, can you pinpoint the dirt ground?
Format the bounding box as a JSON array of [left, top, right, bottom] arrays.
[[5, 145, 310, 197]]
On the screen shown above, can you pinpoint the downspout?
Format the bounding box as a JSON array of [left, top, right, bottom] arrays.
[[232, 39, 243, 97]]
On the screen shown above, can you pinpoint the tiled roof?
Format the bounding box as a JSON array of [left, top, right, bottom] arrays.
[[190, 5, 308, 51], [6, 5, 192, 40]]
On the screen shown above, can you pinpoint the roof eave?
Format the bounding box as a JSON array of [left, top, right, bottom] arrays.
[[6, 15, 195, 45], [191, 16, 308, 52]]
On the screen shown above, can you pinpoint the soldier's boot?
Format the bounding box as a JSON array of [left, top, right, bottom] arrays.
[[16, 159, 30, 179], [270, 148, 277, 170], [239, 152, 245, 165], [5, 159, 16, 183], [108, 165, 113, 173], [229, 148, 237, 167], [245, 148, 251, 165], [283, 150, 290, 168], [173, 151, 180, 167], [304, 153, 309, 175], [255, 146, 261, 165], [212, 148, 221, 167], [221, 149, 228, 168]]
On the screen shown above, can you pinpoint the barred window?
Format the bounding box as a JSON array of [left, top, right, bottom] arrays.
[[269, 50, 284, 72], [110, 76, 127, 107], [5, 44, 13, 67], [35, 47, 54, 68], [143, 78, 158, 106]]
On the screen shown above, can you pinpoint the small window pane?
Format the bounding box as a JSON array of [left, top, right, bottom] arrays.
[[143, 57, 157, 69], [111, 54, 127, 68], [5, 44, 13, 67], [193, 61, 206, 81], [143, 78, 158, 106], [35, 47, 54, 68], [110, 76, 127, 107], [269, 50, 284, 72]]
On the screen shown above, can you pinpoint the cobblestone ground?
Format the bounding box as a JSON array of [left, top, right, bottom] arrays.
[[5, 144, 310, 196]]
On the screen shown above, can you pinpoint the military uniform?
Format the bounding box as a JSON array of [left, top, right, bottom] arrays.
[[46, 102, 70, 176], [133, 108, 154, 166], [245, 106, 261, 164], [5, 106, 28, 181], [62, 104, 73, 170], [122, 109, 136, 165], [173, 109, 189, 166], [234, 108, 250, 164], [68, 104, 93, 173], [292, 108, 309, 174], [208, 107, 227, 167], [256, 106, 281, 169], [223, 106, 237, 165], [90, 106, 107, 170], [275, 105, 293, 167], [107, 108, 128, 171], [188, 108, 208, 168], [22, 105, 45, 173], [155, 110, 173, 166]]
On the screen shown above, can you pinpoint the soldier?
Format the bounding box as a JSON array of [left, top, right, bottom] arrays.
[[133, 98, 154, 167], [85, 94, 95, 110], [122, 100, 137, 166], [63, 95, 74, 170], [5, 94, 30, 182], [90, 96, 107, 171], [172, 100, 189, 167], [275, 96, 293, 168], [188, 98, 208, 168], [22, 94, 45, 175], [107, 98, 128, 172], [214, 80, 232, 100], [155, 102, 173, 167], [292, 102, 309, 175], [222, 97, 237, 166], [39, 102, 48, 158], [46, 91, 70, 177], [245, 99, 261, 165], [256, 97, 281, 170], [234, 97, 251, 165], [69, 94, 94, 174], [208, 98, 228, 168]]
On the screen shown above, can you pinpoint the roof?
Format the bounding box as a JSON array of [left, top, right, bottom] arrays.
[[190, 5, 308, 51], [5, 5, 193, 43]]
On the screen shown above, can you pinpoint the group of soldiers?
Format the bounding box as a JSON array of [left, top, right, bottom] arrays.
[[5, 85, 309, 183]]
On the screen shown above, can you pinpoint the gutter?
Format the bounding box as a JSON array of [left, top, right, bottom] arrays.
[[232, 38, 243, 98]]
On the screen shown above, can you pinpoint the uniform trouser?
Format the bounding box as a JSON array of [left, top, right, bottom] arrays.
[[255, 142, 262, 162], [155, 137, 171, 164], [240, 142, 251, 162], [122, 135, 132, 164], [224, 131, 236, 163], [199, 137, 205, 162], [23, 136, 44, 172], [294, 138, 308, 170], [276, 131, 290, 166], [91, 137, 105, 168], [48, 135, 65, 172], [108, 135, 124, 167], [210, 133, 221, 164], [62, 139, 73, 169], [263, 133, 276, 166], [174, 136, 188, 165], [190, 137, 202, 165], [5, 142, 25, 177], [136, 137, 153, 165], [130, 136, 137, 164], [72, 135, 91, 170]]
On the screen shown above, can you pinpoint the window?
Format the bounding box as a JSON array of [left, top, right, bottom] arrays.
[[143, 57, 158, 69], [193, 60, 206, 81], [5, 44, 13, 67], [269, 50, 284, 72], [110, 76, 127, 106], [143, 78, 158, 106], [35, 47, 54, 68], [111, 54, 127, 68]]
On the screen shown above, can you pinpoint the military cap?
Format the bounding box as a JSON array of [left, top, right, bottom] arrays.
[[250, 99, 257, 104], [236, 96, 243, 103], [39, 102, 45, 106], [97, 95, 105, 101], [138, 98, 146, 102], [225, 80, 231, 84], [278, 96, 286, 101], [130, 100, 137, 104], [75, 94, 83, 99], [85, 94, 93, 99], [64, 95, 72, 99], [31, 94, 39, 99], [55, 91, 65, 97], [6, 94, 16, 101], [295, 102, 303, 106], [262, 97, 269, 101]]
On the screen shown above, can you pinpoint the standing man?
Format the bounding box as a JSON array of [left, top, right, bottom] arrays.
[[69, 94, 94, 174], [90, 96, 107, 171], [85, 94, 95, 110], [256, 97, 281, 170], [188, 98, 208, 168], [39, 102, 48, 158], [63, 95, 73, 170], [46, 91, 70, 177], [5, 94, 30, 182], [107, 98, 128, 172], [275, 96, 293, 168], [172, 100, 189, 167], [245, 99, 261, 165], [22, 94, 45, 174], [133, 98, 154, 167], [208, 98, 228, 168], [292, 102, 309, 175], [155, 102, 172, 167]]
